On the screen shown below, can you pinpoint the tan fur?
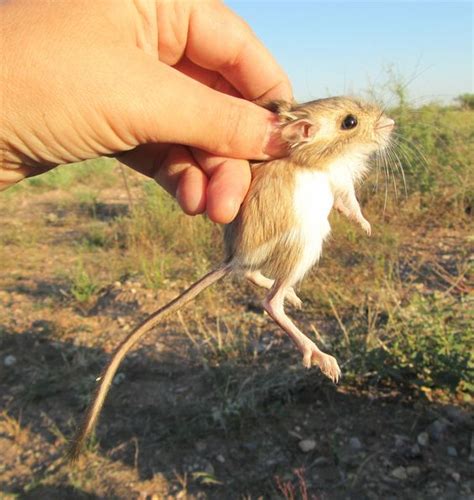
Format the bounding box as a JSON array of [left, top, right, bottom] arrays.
[[226, 96, 391, 282], [268, 97, 385, 170], [225, 159, 306, 281]]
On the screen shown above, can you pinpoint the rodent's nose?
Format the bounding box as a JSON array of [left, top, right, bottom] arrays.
[[377, 117, 395, 130]]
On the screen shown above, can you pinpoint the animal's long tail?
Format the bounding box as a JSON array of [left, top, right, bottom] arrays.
[[67, 264, 232, 461]]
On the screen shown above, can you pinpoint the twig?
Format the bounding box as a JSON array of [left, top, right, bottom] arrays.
[[119, 163, 134, 210]]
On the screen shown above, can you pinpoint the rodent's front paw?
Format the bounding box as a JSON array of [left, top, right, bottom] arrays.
[[285, 287, 303, 309], [360, 219, 371, 236]]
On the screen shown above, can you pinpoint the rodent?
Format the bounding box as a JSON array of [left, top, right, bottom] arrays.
[[67, 96, 394, 460]]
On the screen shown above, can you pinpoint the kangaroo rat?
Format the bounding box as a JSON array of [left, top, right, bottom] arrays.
[[67, 97, 394, 460]]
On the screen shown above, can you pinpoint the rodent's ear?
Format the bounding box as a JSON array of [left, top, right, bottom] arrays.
[[281, 119, 319, 146]]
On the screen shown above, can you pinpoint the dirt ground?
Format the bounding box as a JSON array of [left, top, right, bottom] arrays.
[[0, 184, 473, 499]]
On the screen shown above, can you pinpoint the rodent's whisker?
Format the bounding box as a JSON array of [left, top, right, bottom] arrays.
[[392, 134, 430, 171], [385, 143, 408, 198]]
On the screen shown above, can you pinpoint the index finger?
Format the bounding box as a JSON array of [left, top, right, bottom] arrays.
[[185, 2, 293, 102]]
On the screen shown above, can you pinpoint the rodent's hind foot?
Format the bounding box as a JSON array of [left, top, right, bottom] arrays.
[[301, 342, 341, 383]]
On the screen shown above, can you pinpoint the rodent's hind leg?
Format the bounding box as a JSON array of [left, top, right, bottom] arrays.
[[245, 270, 302, 309], [262, 281, 341, 383]]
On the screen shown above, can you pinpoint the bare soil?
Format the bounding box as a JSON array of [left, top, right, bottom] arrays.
[[0, 188, 472, 499]]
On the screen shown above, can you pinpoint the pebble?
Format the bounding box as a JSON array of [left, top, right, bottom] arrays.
[[4, 355, 17, 367], [349, 437, 363, 450], [395, 434, 409, 448], [444, 405, 465, 423], [113, 373, 126, 385], [428, 419, 449, 441], [311, 456, 330, 466], [447, 446, 458, 457], [216, 454, 225, 463], [451, 472, 460, 482], [417, 432, 429, 447], [410, 443, 422, 457], [202, 460, 214, 475], [390, 466, 408, 480], [406, 466, 421, 477], [195, 440, 207, 453], [298, 439, 316, 453], [46, 212, 58, 223]]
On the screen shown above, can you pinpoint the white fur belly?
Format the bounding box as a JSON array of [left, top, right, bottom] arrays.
[[290, 170, 334, 283]]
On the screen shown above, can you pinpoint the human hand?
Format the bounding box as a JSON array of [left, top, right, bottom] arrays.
[[0, 0, 292, 223]]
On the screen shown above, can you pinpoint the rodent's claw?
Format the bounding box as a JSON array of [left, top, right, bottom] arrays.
[[360, 219, 371, 236], [286, 288, 303, 309], [300, 341, 341, 383]]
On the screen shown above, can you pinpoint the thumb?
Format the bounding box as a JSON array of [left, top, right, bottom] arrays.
[[103, 50, 285, 160]]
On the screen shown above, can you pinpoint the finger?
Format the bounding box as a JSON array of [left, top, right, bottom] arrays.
[[192, 149, 251, 224], [106, 51, 286, 159], [118, 144, 208, 216], [173, 57, 242, 98], [0, 166, 30, 188], [184, 2, 293, 102]]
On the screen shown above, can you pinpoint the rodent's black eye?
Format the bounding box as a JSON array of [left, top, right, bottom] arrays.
[[341, 114, 358, 130]]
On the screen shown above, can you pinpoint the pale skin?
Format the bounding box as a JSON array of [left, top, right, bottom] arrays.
[[0, 0, 292, 223]]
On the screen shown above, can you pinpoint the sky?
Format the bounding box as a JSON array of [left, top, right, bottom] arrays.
[[226, 1, 473, 105]]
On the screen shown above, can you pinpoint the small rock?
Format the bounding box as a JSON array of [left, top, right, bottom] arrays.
[[242, 442, 257, 451], [451, 472, 460, 482], [410, 443, 422, 457], [349, 437, 363, 450], [417, 432, 429, 447], [311, 456, 330, 466], [447, 446, 458, 457], [130, 288, 137, 294], [390, 466, 408, 480], [46, 212, 58, 223], [298, 439, 316, 453], [444, 405, 465, 423], [113, 281, 122, 288], [395, 435, 409, 448], [339, 452, 359, 467], [113, 373, 126, 385], [202, 460, 214, 475], [406, 466, 421, 477], [4, 355, 17, 367], [428, 419, 449, 441], [216, 454, 225, 463], [294, 426, 301, 432], [195, 440, 207, 453]]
